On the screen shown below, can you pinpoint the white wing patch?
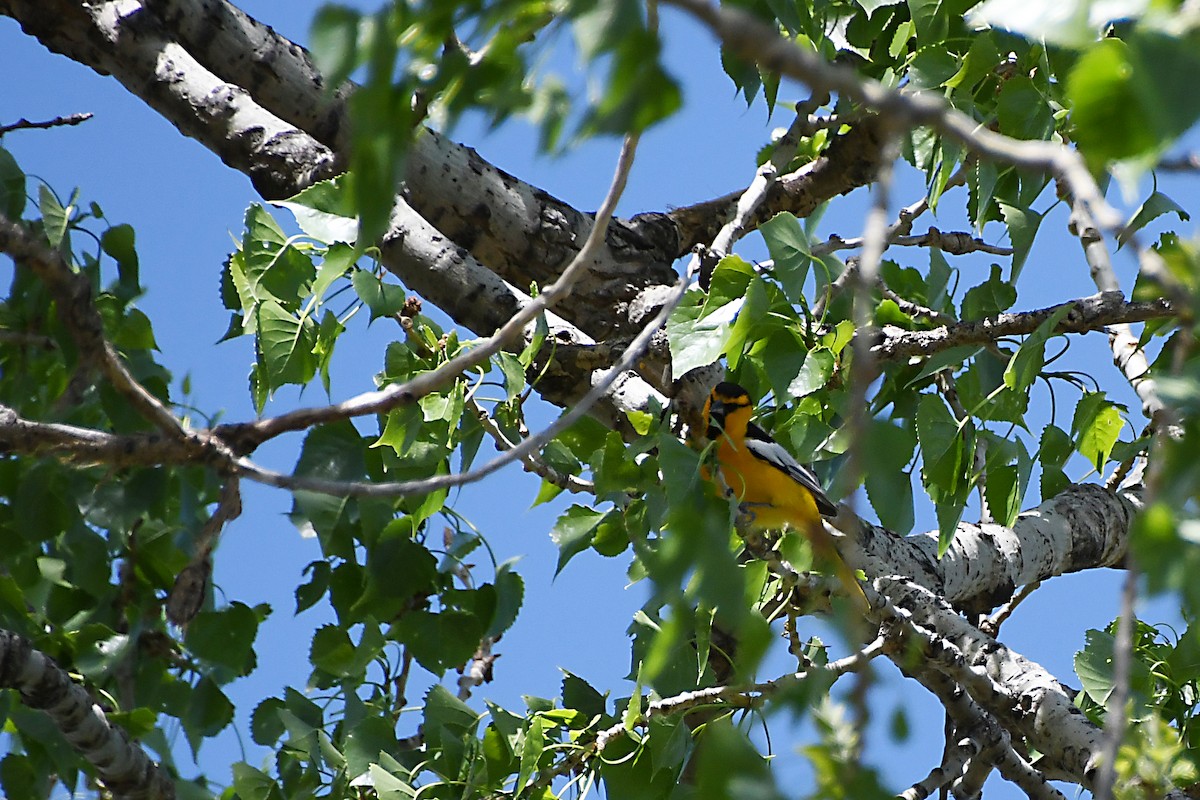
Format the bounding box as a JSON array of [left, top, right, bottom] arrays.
[[744, 423, 838, 517]]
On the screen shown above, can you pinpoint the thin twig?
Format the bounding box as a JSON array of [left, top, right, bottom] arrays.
[[812, 166, 967, 318], [814, 227, 1010, 258], [0, 113, 93, 136], [1067, 196, 1169, 427], [898, 738, 975, 800], [701, 96, 827, 287], [979, 581, 1041, 637], [870, 293, 1175, 363]]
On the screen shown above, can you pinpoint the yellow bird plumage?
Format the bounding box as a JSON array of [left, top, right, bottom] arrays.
[[701, 381, 866, 606]]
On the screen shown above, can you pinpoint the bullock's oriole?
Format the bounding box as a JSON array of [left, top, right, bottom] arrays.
[[702, 381, 866, 607]]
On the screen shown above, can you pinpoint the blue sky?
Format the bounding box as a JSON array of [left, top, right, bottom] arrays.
[[1, 1, 1193, 797]]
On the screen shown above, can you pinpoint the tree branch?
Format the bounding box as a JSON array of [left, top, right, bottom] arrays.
[[835, 481, 1138, 614], [869, 292, 1176, 363], [0, 215, 191, 438], [0, 629, 175, 800], [0, 111, 92, 135], [874, 578, 1097, 791], [663, 0, 1123, 233]]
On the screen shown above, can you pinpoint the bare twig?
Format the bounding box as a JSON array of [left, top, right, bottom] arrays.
[[1068, 196, 1170, 428], [0, 329, 57, 349], [167, 476, 242, 625], [898, 738, 975, 800], [0, 404, 208, 467], [0, 112, 93, 136], [814, 227, 1011, 258], [870, 292, 1176, 363], [701, 95, 827, 288], [844, 130, 900, 508], [979, 581, 1041, 637], [233, 264, 690, 497], [1156, 153, 1200, 171], [812, 166, 967, 318]]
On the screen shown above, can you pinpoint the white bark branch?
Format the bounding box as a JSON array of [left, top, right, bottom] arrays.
[[0, 629, 174, 800]]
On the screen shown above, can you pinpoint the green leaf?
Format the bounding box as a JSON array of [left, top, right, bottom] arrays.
[[291, 420, 367, 546], [562, 671, 608, 721], [1039, 424, 1073, 499], [495, 352, 525, 401], [369, 762, 417, 800], [787, 348, 835, 397], [257, 299, 317, 388], [392, 609, 485, 674], [100, 224, 140, 298], [488, 562, 525, 638], [356, 523, 440, 618], [936, 502, 966, 556], [1003, 304, 1072, 394], [998, 202, 1043, 281], [916, 394, 960, 466], [704, 254, 755, 313], [1072, 392, 1125, 472], [310, 6, 363, 91], [38, 185, 70, 248], [695, 716, 780, 799], [983, 437, 1033, 527], [579, 27, 681, 135], [343, 715, 401, 781], [1119, 191, 1191, 249], [351, 269, 407, 320], [0, 147, 26, 219], [71, 626, 131, 680], [864, 420, 918, 534], [1075, 628, 1153, 713], [241, 205, 315, 305], [424, 684, 481, 750], [231, 763, 282, 800], [276, 176, 359, 243], [760, 212, 811, 303], [961, 264, 1017, 320], [549, 505, 606, 575], [667, 295, 733, 377], [1068, 34, 1200, 166], [250, 698, 286, 746], [996, 76, 1054, 141], [185, 602, 261, 676], [309, 625, 357, 677], [184, 677, 234, 753], [311, 242, 358, 305]]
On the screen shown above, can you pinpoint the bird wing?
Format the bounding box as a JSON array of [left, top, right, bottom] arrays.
[[744, 422, 839, 517]]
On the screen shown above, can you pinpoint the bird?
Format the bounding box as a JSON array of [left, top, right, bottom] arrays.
[[701, 381, 867, 607]]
